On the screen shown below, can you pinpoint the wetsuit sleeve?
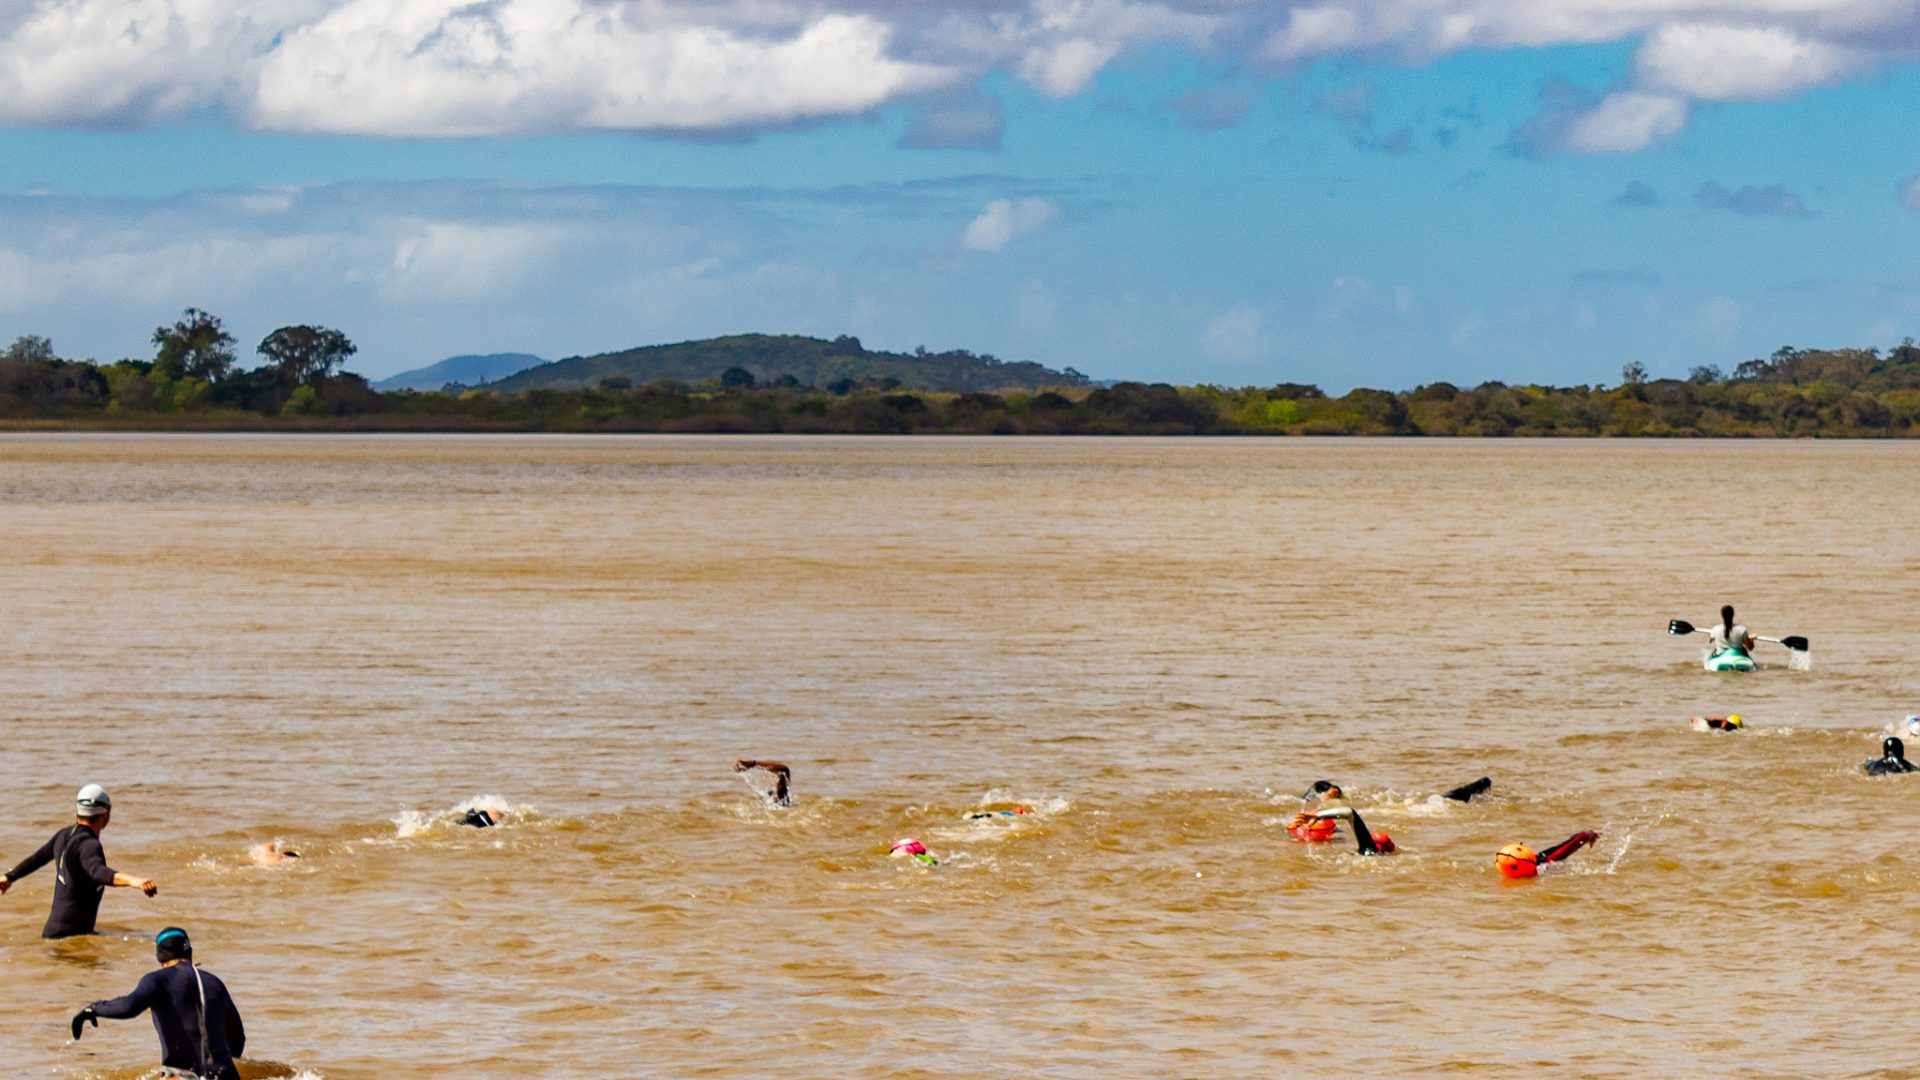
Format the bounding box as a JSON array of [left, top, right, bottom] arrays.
[[226, 994, 246, 1059], [1350, 810, 1379, 856], [4, 834, 57, 881], [1536, 831, 1598, 864], [75, 834, 118, 887], [92, 971, 162, 1020]]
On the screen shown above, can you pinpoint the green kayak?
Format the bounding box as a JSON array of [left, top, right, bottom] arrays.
[[1705, 648, 1756, 672]]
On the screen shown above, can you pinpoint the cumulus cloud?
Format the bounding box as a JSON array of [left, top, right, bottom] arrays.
[[961, 197, 1060, 252], [1693, 181, 1816, 217], [0, 0, 1910, 140]]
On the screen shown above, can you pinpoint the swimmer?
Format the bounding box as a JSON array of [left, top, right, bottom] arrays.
[[0, 785, 157, 938], [460, 808, 499, 828], [1495, 830, 1599, 879], [1303, 776, 1491, 805], [966, 807, 1033, 820], [70, 927, 246, 1080], [246, 841, 301, 867], [890, 838, 937, 867], [1864, 735, 1917, 776], [732, 759, 792, 808], [1691, 713, 1746, 732], [1297, 806, 1394, 856]]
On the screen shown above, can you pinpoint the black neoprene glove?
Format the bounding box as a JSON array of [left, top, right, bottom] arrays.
[[70, 1006, 97, 1041]]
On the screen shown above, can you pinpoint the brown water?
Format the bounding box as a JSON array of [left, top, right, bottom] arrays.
[[3, 434, 1918, 1079]]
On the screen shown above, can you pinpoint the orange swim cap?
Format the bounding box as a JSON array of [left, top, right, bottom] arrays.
[[1495, 843, 1538, 879], [1371, 831, 1395, 854]]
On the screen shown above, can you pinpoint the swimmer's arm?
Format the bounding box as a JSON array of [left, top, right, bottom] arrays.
[[0, 835, 57, 892], [1536, 831, 1598, 864], [91, 971, 163, 1020], [1312, 806, 1380, 856], [78, 838, 154, 894], [110, 873, 158, 896]]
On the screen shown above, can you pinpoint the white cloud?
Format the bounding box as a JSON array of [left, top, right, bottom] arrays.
[[961, 197, 1060, 253], [1564, 92, 1688, 153], [1900, 174, 1920, 215], [0, 0, 1912, 141], [1637, 22, 1859, 100], [1202, 304, 1264, 361]]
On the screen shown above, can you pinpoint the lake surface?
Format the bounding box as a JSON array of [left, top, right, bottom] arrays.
[[2, 434, 1917, 1078]]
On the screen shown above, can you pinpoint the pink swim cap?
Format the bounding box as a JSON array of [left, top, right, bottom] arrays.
[[891, 838, 927, 856]]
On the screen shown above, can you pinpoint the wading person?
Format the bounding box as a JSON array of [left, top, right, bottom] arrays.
[[0, 785, 157, 938], [70, 927, 246, 1080]]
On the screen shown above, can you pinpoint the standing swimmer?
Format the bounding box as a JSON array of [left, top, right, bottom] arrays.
[[732, 759, 793, 808], [1864, 736, 1917, 776], [70, 927, 246, 1080], [0, 785, 157, 938]]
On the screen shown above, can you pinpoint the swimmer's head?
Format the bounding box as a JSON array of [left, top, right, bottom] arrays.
[[890, 838, 927, 857], [1725, 713, 1743, 729], [1495, 843, 1538, 879], [1907, 716, 1920, 738], [75, 784, 111, 821], [1013, 806, 1032, 814], [1885, 736, 1906, 760], [154, 927, 192, 964], [1304, 780, 1343, 802], [1371, 831, 1396, 854]]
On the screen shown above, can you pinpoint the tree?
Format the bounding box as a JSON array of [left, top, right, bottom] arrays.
[[720, 366, 756, 388], [1620, 361, 1649, 385], [152, 309, 236, 381], [258, 325, 356, 386], [3, 334, 56, 364], [1687, 364, 1723, 384]]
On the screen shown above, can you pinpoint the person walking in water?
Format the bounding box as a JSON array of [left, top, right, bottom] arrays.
[[1708, 605, 1754, 660], [0, 785, 156, 938], [1864, 736, 1917, 776], [733, 759, 792, 807], [70, 927, 246, 1080]]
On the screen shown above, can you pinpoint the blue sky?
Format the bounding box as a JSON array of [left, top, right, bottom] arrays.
[[1, 1, 1916, 389]]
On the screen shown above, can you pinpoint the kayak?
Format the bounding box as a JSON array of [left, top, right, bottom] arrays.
[[1705, 648, 1756, 672]]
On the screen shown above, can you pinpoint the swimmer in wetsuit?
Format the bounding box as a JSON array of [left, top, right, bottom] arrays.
[[732, 759, 792, 808], [1496, 831, 1599, 878], [1692, 714, 1745, 732], [1864, 736, 1917, 776], [460, 808, 499, 828], [0, 785, 157, 938], [71, 927, 246, 1080], [1301, 776, 1492, 805], [1298, 806, 1395, 855]]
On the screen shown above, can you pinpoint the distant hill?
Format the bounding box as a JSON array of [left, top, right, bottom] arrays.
[[485, 335, 1088, 393], [375, 353, 545, 391]]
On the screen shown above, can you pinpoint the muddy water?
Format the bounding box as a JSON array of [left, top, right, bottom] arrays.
[[2, 434, 1917, 1078]]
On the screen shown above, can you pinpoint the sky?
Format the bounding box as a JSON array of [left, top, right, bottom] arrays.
[[1, 0, 1917, 389]]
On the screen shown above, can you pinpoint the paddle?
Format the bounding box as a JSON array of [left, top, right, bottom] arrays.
[[1667, 619, 1807, 653]]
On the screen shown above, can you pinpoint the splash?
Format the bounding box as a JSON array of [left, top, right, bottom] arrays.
[[392, 795, 527, 838]]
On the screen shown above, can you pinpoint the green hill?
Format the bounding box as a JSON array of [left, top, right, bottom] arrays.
[[485, 334, 1089, 393]]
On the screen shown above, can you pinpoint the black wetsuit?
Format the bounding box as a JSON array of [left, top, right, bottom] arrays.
[[1535, 831, 1598, 864], [1441, 777, 1492, 803], [461, 809, 495, 828], [92, 963, 245, 1080], [3, 824, 117, 938], [1865, 754, 1917, 775]]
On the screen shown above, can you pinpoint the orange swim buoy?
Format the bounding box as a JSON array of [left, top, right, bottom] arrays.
[[1495, 843, 1538, 879], [1291, 818, 1338, 842]]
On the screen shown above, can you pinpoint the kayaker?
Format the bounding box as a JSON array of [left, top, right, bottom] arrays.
[[732, 759, 792, 807], [69, 927, 246, 1080], [1864, 736, 1917, 776], [1707, 605, 1754, 658], [0, 785, 158, 938]]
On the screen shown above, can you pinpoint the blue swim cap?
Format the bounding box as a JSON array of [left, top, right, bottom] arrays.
[[154, 927, 191, 963]]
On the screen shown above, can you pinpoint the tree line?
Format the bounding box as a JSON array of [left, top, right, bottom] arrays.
[[6, 310, 1920, 436]]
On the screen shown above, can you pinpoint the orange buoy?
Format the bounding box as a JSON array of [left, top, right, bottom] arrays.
[[1371, 831, 1395, 854], [1495, 843, 1538, 879], [1291, 818, 1338, 842]]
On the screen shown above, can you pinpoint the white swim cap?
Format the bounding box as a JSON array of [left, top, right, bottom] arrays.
[[75, 784, 111, 817], [1907, 715, 1920, 737]]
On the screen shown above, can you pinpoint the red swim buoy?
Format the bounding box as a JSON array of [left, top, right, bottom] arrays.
[[1495, 843, 1538, 879], [1290, 818, 1338, 842]]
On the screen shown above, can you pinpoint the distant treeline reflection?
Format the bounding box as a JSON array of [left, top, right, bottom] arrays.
[[8, 313, 1920, 436]]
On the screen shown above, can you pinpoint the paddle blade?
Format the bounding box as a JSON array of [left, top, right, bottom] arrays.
[[1668, 619, 1695, 636], [1780, 635, 1809, 652]]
